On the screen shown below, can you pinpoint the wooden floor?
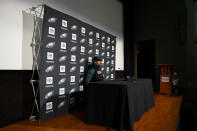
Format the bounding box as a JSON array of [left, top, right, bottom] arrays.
[[0, 93, 182, 131]]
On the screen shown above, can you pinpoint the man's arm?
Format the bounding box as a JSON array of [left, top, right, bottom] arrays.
[[84, 67, 95, 86]]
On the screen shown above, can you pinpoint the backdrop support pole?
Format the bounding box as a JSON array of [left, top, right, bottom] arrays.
[[25, 4, 44, 121]]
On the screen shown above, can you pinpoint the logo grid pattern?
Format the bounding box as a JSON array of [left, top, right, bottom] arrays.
[[39, 5, 116, 121]]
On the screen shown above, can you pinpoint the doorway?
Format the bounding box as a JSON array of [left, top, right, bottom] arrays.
[[137, 40, 156, 89]]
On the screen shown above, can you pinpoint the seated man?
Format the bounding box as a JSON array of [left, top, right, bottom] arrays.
[[84, 57, 104, 86]]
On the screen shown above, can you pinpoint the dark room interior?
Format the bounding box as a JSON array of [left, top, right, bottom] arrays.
[[0, 0, 196, 131]]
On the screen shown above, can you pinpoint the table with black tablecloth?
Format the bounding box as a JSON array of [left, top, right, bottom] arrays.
[[87, 79, 155, 131]]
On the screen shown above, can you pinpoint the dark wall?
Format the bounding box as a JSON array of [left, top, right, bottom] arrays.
[[122, 0, 187, 88], [122, 0, 135, 76], [0, 70, 33, 127], [186, 0, 197, 88], [179, 87, 197, 130]]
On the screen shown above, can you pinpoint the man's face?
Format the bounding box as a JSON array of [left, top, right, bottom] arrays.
[[94, 60, 102, 66]]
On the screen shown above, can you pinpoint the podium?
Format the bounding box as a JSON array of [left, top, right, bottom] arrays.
[[158, 64, 172, 95]]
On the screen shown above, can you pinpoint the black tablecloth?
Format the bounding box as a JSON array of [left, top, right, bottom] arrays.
[[87, 79, 155, 130]]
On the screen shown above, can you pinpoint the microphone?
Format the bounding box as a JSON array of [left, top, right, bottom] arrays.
[[124, 74, 131, 81], [124, 74, 137, 83]]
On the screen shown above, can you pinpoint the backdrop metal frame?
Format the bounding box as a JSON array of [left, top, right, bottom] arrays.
[[24, 4, 44, 121]]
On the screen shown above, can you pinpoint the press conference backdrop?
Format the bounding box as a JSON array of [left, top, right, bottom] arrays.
[[39, 5, 116, 121]]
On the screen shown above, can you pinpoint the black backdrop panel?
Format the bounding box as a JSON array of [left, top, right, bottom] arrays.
[[39, 5, 116, 121]]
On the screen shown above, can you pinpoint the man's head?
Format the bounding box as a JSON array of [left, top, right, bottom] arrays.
[[93, 57, 102, 66]]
